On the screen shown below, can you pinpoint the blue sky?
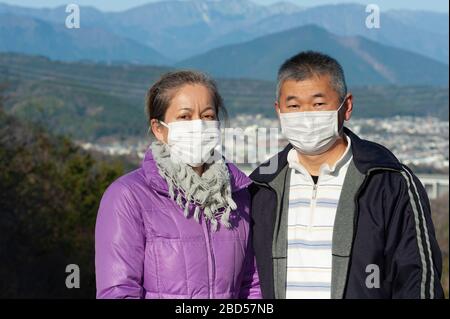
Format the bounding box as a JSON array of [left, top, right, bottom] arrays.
[[1, 0, 448, 12]]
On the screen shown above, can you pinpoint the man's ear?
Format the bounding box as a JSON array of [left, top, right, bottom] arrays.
[[343, 93, 353, 121]]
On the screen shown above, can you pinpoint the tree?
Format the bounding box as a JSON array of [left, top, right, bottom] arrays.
[[0, 105, 125, 298], [0, 82, 8, 112]]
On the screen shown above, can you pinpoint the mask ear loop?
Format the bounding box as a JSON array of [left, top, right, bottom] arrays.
[[159, 120, 169, 128], [337, 97, 347, 135], [337, 96, 347, 112]]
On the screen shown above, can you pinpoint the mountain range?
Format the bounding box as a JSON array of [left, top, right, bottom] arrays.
[[207, 3, 449, 64], [177, 24, 449, 85], [0, 13, 169, 65], [0, 0, 448, 65]]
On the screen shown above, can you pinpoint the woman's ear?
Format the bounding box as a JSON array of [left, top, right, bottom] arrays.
[[150, 119, 167, 143]]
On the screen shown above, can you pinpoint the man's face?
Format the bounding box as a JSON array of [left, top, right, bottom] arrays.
[[275, 74, 352, 124], [277, 74, 344, 109]]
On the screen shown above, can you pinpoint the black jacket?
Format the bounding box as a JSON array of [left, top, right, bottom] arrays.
[[249, 127, 444, 299]]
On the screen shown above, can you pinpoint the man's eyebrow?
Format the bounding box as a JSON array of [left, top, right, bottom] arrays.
[[285, 95, 300, 102], [285, 93, 327, 102]]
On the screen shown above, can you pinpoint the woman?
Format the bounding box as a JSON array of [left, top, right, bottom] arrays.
[[95, 70, 261, 299]]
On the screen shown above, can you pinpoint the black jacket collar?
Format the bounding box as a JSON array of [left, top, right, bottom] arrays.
[[250, 127, 403, 184]]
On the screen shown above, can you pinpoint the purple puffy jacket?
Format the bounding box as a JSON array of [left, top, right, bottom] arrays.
[[95, 147, 261, 299]]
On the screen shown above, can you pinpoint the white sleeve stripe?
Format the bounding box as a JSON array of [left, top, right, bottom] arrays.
[[401, 168, 434, 299], [402, 166, 435, 299], [400, 170, 428, 298]]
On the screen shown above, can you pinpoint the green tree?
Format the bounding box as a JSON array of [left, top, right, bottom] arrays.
[[0, 88, 125, 297]]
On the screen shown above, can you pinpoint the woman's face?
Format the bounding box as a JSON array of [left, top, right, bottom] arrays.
[[151, 84, 217, 143]]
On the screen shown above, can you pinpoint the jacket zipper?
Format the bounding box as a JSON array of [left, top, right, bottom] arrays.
[[309, 183, 318, 232], [202, 218, 215, 298], [208, 220, 216, 298]]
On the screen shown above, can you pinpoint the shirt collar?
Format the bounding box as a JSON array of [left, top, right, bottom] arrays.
[[287, 134, 353, 179]]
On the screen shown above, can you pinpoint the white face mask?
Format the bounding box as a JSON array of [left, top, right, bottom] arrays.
[[279, 99, 345, 155], [160, 119, 221, 167]]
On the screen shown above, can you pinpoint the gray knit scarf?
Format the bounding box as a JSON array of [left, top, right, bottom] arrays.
[[150, 140, 237, 231]]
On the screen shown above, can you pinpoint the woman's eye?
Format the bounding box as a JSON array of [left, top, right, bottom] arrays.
[[202, 114, 215, 120]]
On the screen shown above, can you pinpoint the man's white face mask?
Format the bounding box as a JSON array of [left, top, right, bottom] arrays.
[[279, 99, 346, 156], [160, 119, 221, 167]]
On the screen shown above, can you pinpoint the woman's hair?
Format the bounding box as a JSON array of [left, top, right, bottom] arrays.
[[145, 70, 227, 127]]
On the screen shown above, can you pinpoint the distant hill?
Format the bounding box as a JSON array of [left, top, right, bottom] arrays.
[[211, 3, 449, 64], [0, 53, 171, 141], [0, 13, 170, 65], [0, 53, 448, 142], [177, 25, 449, 86], [0, 0, 300, 61], [0, 1, 447, 63]]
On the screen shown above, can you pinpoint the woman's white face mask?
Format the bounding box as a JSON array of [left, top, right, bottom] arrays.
[[159, 119, 221, 167], [279, 99, 346, 156]]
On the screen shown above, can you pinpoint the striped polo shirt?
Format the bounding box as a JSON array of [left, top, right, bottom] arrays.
[[286, 134, 352, 299]]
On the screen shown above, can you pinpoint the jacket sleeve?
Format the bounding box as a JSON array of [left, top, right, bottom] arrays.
[[237, 188, 262, 299], [385, 167, 444, 299], [239, 242, 262, 299], [95, 180, 146, 299]]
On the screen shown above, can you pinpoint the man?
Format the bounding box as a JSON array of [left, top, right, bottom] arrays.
[[249, 51, 444, 299]]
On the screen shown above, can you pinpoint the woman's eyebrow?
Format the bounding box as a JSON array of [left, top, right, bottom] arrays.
[[200, 105, 214, 113]]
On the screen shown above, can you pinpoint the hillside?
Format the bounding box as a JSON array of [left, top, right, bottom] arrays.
[[0, 102, 127, 297], [212, 3, 448, 64], [0, 53, 448, 142], [177, 25, 449, 85], [0, 13, 169, 65], [431, 193, 450, 297]]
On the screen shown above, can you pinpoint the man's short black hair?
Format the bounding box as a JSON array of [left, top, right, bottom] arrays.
[[277, 51, 347, 102]]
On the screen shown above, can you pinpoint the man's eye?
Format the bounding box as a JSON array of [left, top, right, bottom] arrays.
[[288, 104, 300, 108], [178, 115, 190, 120], [314, 103, 325, 107], [202, 115, 215, 120]]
